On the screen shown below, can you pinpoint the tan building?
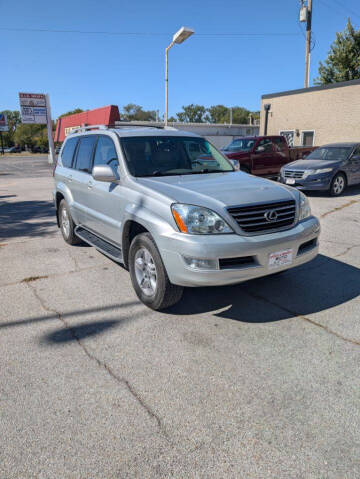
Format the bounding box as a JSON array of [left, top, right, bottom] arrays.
[[260, 79, 360, 147]]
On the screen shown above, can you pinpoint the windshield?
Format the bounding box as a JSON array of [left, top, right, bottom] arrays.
[[306, 146, 351, 161], [224, 138, 255, 152], [120, 136, 234, 177]]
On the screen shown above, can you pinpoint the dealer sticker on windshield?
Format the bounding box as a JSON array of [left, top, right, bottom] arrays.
[[269, 249, 293, 269], [286, 178, 296, 185]]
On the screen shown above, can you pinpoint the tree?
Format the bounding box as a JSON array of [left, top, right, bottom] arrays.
[[14, 124, 46, 149], [0, 110, 21, 146], [207, 105, 229, 123], [315, 19, 360, 85], [58, 108, 84, 118], [231, 107, 251, 124], [176, 104, 208, 123], [121, 104, 157, 121]]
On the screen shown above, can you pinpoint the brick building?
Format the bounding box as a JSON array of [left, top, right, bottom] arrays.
[[260, 79, 360, 147]]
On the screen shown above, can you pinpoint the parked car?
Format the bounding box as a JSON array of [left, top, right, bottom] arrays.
[[222, 136, 315, 178], [54, 127, 320, 310], [4, 146, 21, 153], [280, 142, 360, 196]]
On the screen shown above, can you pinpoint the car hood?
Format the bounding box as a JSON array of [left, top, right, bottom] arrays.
[[136, 172, 297, 209], [284, 159, 341, 170]]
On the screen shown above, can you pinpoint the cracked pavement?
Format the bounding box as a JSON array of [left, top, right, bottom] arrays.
[[1, 156, 360, 478]]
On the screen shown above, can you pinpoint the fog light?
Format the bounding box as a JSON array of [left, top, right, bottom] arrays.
[[183, 257, 218, 270]]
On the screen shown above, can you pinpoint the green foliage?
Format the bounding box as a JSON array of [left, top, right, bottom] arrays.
[[176, 104, 208, 123], [206, 105, 230, 123], [315, 19, 360, 85], [13, 124, 48, 149], [175, 104, 256, 124], [121, 104, 157, 121], [0, 110, 21, 146], [58, 108, 84, 118]]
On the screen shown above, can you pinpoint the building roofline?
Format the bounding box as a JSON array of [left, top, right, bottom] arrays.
[[114, 120, 259, 128], [262, 78, 360, 100]]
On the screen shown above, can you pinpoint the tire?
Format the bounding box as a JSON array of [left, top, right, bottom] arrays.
[[330, 172, 346, 196], [58, 199, 81, 245], [129, 232, 183, 310]]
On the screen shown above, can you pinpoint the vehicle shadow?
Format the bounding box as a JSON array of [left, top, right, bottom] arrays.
[[165, 254, 360, 322], [0, 199, 56, 241]]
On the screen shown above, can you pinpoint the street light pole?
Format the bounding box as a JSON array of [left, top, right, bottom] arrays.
[[165, 41, 174, 128], [164, 27, 194, 128]]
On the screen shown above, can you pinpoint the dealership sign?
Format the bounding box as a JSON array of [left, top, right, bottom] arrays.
[[0, 113, 9, 132], [19, 93, 48, 124]]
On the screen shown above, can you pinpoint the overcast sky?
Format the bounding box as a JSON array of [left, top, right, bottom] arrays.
[[2, 0, 359, 118]]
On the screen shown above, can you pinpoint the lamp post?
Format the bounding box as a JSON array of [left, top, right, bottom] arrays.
[[165, 26, 194, 127]]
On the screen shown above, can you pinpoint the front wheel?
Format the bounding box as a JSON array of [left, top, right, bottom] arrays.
[[59, 200, 81, 245], [129, 233, 183, 310], [330, 172, 346, 196]]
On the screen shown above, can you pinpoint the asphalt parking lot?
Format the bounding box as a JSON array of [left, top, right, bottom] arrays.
[[1, 155, 360, 478]]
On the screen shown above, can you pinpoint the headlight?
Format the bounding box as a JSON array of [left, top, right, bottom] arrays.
[[304, 168, 333, 177], [171, 204, 233, 234], [299, 192, 311, 220]]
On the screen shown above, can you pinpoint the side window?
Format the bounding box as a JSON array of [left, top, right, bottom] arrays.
[[93, 136, 118, 168], [61, 137, 78, 168], [256, 138, 273, 152], [74, 136, 97, 173], [273, 137, 286, 151]]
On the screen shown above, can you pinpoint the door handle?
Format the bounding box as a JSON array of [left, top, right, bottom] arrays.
[[67, 174, 72, 182], [88, 180, 94, 189]]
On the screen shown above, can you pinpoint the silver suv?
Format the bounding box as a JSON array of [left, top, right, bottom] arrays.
[[54, 126, 320, 310]]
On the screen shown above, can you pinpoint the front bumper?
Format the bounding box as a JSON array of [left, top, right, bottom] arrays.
[[280, 174, 332, 191], [157, 216, 320, 287]]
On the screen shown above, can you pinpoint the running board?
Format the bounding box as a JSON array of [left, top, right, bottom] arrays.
[[75, 226, 123, 262]]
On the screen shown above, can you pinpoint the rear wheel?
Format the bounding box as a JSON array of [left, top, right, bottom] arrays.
[[59, 200, 81, 245], [129, 233, 183, 310], [330, 172, 346, 196]]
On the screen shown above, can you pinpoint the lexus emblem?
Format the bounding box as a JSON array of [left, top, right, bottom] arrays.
[[264, 209, 278, 222]]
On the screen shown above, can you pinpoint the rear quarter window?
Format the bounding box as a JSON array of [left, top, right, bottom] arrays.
[[61, 137, 78, 168]]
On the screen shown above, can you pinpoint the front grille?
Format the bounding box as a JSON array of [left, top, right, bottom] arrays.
[[284, 169, 305, 179], [228, 200, 297, 233], [219, 256, 255, 270]]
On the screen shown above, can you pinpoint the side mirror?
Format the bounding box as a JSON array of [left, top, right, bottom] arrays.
[[92, 165, 118, 183], [351, 154, 360, 161]]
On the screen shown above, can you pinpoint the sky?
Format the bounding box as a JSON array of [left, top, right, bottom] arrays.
[[1, 0, 359, 119]]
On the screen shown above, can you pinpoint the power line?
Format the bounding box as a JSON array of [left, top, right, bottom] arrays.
[[0, 27, 301, 37], [329, 0, 360, 19]]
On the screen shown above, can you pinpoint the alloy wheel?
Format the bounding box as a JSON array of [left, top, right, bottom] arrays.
[[134, 247, 158, 297]]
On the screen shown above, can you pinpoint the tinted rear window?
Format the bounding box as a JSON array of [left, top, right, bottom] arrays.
[[61, 137, 78, 168]]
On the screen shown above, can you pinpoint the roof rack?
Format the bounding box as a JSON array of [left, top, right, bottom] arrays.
[[69, 124, 108, 134]]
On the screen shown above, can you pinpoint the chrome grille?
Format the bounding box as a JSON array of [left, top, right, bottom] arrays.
[[228, 200, 297, 233], [284, 169, 305, 179]]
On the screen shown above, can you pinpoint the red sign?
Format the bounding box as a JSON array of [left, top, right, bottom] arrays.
[[54, 105, 120, 142]]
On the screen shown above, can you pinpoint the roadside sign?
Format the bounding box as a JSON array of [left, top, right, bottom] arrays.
[[0, 113, 9, 132], [19, 93, 48, 124], [18, 92, 56, 164]]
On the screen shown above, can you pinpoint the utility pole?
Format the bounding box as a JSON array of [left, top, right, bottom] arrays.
[[304, 0, 313, 88]]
